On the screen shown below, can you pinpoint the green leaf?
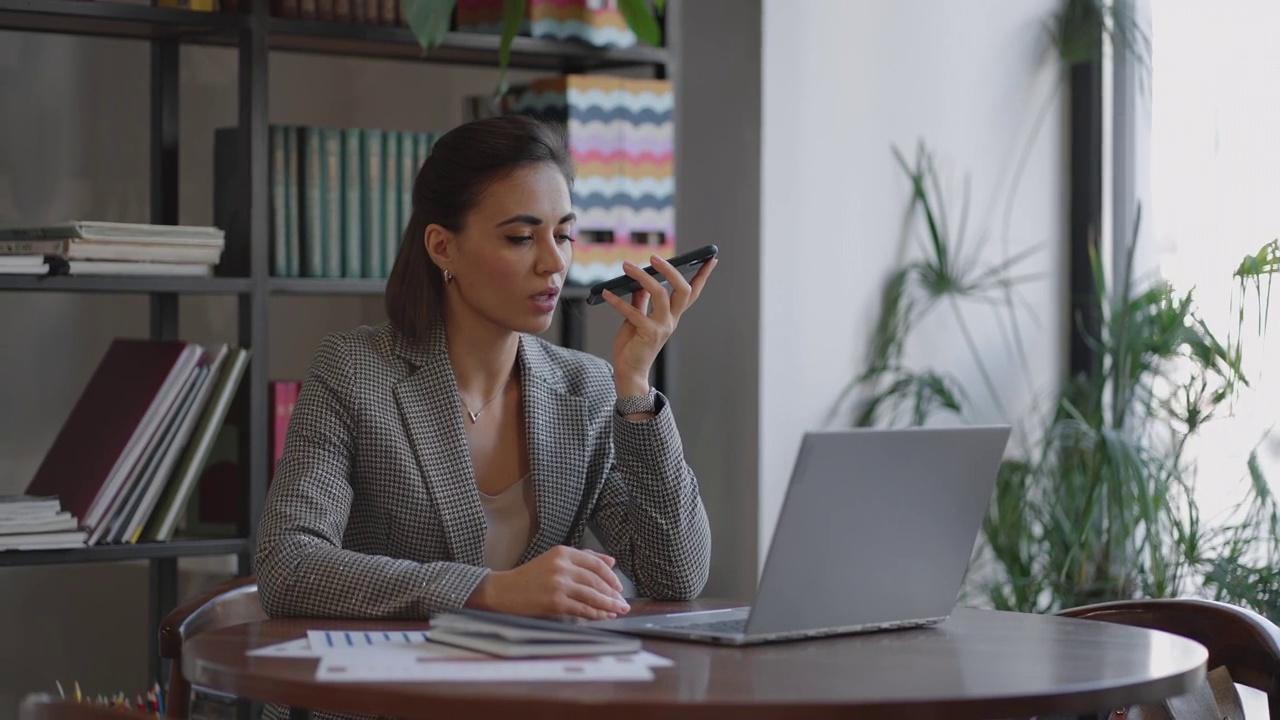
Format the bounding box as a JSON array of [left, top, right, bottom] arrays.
[[618, 0, 662, 47], [653, 0, 666, 14], [402, 0, 458, 53], [495, 0, 527, 97]]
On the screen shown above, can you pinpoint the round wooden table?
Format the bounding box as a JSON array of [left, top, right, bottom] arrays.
[[183, 600, 1208, 720]]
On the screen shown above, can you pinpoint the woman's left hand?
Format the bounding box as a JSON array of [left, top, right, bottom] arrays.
[[601, 253, 717, 395]]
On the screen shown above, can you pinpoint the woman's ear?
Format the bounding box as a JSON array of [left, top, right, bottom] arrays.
[[424, 223, 455, 273]]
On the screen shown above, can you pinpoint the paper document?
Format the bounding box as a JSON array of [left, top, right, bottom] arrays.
[[314, 648, 656, 683], [249, 632, 474, 659], [244, 629, 673, 683], [307, 629, 432, 649]]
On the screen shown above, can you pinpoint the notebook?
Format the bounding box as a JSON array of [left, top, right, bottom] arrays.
[[428, 609, 641, 659]]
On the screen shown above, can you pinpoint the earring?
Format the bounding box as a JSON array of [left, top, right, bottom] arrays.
[[443, 268, 453, 284]]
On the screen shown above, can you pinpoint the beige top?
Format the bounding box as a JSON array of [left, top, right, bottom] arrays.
[[478, 474, 536, 571]]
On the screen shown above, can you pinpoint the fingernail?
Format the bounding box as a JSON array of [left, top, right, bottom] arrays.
[[651, 254, 662, 264], [607, 612, 618, 619]]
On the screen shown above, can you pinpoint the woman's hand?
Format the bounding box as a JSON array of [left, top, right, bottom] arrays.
[[465, 546, 631, 620], [602, 254, 717, 396]]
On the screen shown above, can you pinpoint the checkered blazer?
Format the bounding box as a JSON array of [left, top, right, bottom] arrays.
[[254, 320, 711, 622]]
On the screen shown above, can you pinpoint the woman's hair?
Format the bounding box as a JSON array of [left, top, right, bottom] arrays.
[[385, 113, 575, 341]]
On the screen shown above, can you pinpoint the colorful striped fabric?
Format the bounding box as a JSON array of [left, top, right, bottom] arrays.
[[509, 75, 675, 285]]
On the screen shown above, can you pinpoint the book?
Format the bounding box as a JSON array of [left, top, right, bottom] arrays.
[[25, 340, 200, 540], [0, 221, 224, 245], [50, 260, 214, 277], [143, 347, 251, 542], [427, 609, 642, 659]]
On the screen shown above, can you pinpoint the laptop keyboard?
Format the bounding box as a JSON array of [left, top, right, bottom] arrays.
[[676, 618, 748, 634]]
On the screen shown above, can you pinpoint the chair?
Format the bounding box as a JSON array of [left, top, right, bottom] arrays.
[[1057, 598, 1280, 718], [158, 575, 264, 720]]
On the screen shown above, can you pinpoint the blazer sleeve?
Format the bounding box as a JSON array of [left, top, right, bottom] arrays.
[[254, 333, 490, 619], [587, 393, 711, 600]]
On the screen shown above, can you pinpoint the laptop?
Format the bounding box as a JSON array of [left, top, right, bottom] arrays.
[[589, 425, 1011, 645]]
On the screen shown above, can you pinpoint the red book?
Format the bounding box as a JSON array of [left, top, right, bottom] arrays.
[[268, 380, 300, 483], [26, 339, 198, 534]]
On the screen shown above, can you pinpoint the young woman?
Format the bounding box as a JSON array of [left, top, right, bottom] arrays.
[[255, 114, 717, 623]]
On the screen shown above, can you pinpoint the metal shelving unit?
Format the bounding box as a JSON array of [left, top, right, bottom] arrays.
[[0, 0, 672, 685]]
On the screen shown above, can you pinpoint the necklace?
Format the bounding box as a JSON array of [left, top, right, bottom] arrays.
[[459, 372, 513, 423]]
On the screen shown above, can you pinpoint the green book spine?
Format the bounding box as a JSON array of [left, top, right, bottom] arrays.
[[301, 126, 325, 278], [285, 126, 301, 278], [270, 125, 288, 277], [323, 128, 343, 278], [362, 129, 384, 279], [383, 130, 400, 276], [399, 130, 416, 257], [342, 129, 363, 279], [414, 131, 431, 174]]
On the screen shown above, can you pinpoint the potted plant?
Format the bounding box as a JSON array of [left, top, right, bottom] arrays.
[[400, 0, 665, 95]]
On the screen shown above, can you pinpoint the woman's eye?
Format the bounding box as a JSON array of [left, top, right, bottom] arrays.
[[555, 234, 574, 243], [506, 235, 534, 244]]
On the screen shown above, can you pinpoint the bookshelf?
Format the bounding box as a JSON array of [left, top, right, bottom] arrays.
[[0, 0, 673, 687]]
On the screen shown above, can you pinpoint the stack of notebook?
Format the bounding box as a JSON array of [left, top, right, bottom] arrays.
[[0, 495, 86, 551], [22, 338, 251, 546], [0, 221, 225, 277]]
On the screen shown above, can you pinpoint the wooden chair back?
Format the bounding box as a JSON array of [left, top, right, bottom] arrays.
[[1059, 598, 1280, 718], [158, 576, 263, 719]]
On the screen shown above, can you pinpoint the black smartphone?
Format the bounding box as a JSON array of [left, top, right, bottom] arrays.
[[586, 244, 718, 306]]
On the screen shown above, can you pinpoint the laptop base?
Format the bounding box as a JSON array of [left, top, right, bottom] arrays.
[[593, 608, 948, 646]]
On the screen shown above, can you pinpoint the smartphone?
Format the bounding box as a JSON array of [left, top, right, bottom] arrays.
[[586, 244, 718, 306]]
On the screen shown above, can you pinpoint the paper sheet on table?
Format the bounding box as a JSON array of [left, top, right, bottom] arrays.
[[247, 634, 480, 660], [246, 630, 675, 675], [314, 648, 656, 683], [306, 629, 432, 649]]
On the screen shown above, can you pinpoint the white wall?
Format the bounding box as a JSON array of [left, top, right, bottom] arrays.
[[756, 0, 1068, 561]]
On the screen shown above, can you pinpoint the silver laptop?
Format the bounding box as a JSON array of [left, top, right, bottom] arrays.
[[589, 425, 1011, 645]]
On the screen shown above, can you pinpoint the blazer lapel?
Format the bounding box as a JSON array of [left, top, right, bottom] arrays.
[[517, 335, 591, 563], [391, 323, 486, 567]]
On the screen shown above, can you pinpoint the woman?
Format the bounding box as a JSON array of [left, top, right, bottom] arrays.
[[255, 114, 716, 623]]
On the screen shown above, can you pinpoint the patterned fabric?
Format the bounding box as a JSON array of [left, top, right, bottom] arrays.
[[254, 320, 709, 720]]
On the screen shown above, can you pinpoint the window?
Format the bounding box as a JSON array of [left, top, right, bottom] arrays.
[[1141, 0, 1280, 517]]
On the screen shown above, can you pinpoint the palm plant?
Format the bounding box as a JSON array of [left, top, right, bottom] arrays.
[[844, 144, 1280, 617]]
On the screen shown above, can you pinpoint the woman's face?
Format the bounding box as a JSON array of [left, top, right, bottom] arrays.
[[431, 161, 575, 335]]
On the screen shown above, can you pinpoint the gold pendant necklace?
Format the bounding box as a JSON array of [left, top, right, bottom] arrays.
[[460, 373, 512, 423]]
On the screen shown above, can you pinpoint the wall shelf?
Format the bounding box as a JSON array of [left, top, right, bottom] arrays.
[[2, 0, 673, 686], [0, 0, 669, 71], [0, 538, 250, 568], [268, 277, 386, 295], [0, 275, 251, 294], [0, 0, 236, 41]]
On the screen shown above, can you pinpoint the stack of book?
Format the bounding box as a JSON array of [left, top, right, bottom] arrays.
[[0, 256, 50, 276], [214, 124, 436, 279], [0, 495, 86, 551], [0, 221, 226, 278], [23, 338, 251, 547]]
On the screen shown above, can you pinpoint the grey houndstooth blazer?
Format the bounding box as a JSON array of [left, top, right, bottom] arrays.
[[254, 320, 711, 624]]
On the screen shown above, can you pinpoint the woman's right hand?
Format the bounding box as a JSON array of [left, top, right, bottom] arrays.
[[465, 546, 631, 620]]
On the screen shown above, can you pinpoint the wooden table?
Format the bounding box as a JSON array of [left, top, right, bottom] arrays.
[[183, 600, 1208, 720]]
